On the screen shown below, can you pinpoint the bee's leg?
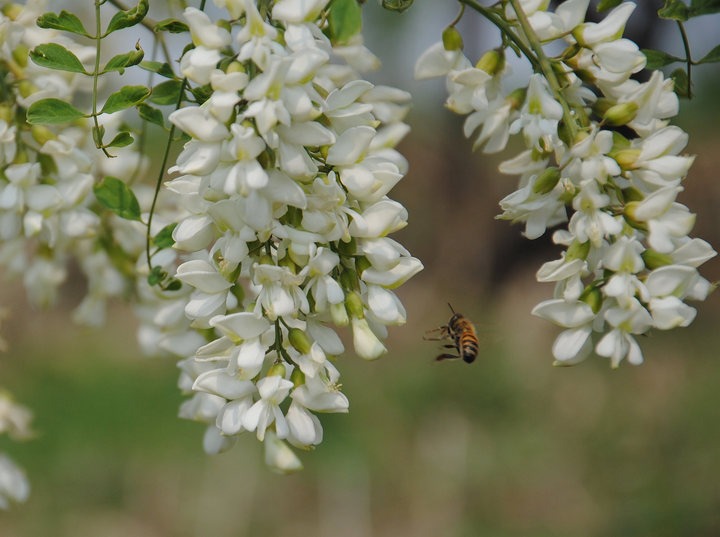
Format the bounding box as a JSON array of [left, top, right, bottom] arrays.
[[435, 353, 460, 361], [423, 327, 448, 341]]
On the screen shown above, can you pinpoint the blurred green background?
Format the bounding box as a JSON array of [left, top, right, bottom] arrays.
[[2, 2, 720, 536]]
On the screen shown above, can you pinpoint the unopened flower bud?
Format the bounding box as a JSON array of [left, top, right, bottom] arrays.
[[476, 49, 504, 75], [566, 240, 590, 261], [1, 3, 22, 20], [267, 362, 286, 377], [18, 80, 35, 98], [264, 431, 303, 473], [330, 302, 349, 326], [278, 255, 297, 273], [288, 328, 312, 354], [12, 44, 28, 68], [621, 186, 643, 202], [533, 167, 561, 195], [355, 256, 371, 276], [351, 317, 387, 360], [31, 125, 56, 145], [345, 291, 365, 319], [0, 105, 11, 122], [258, 254, 273, 266], [442, 26, 463, 51], [507, 87, 526, 110], [613, 149, 641, 170], [340, 268, 359, 292], [580, 286, 602, 314], [603, 102, 638, 127], [290, 367, 305, 388], [641, 249, 673, 270]]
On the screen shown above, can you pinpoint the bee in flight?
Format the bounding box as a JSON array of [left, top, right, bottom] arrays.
[[424, 304, 479, 363]]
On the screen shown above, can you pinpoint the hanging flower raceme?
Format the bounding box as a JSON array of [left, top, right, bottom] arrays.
[[148, 0, 421, 471], [415, 1, 715, 368], [0, 0, 146, 323]]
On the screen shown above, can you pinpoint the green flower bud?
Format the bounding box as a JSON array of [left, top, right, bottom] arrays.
[[12, 44, 28, 68], [603, 102, 638, 127], [612, 149, 641, 170], [442, 26, 463, 51], [31, 125, 56, 145], [381, 0, 414, 12], [18, 80, 35, 98], [592, 97, 614, 118], [641, 249, 673, 270], [226, 61, 246, 74], [267, 362, 286, 377], [476, 49, 504, 75], [340, 268, 359, 291], [507, 87, 526, 110], [288, 328, 312, 355], [345, 291, 365, 319], [532, 167, 561, 195], [566, 240, 590, 261], [290, 367, 305, 388], [621, 186, 643, 203], [258, 254, 274, 266], [355, 256, 372, 276], [1, 3, 22, 20], [0, 105, 12, 123], [336, 237, 356, 257], [278, 255, 297, 273], [580, 286, 602, 314]]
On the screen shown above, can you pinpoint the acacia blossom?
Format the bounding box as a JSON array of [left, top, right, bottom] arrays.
[[416, 1, 715, 368]]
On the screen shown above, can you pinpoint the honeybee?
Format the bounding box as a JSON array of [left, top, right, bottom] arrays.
[[424, 304, 479, 363]]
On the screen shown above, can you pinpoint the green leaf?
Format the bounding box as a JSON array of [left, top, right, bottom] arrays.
[[138, 61, 176, 79], [106, 131, 134, 148], [328, 0, 362, 45], [100, 85, 151, 114], [642, 48, 684, 69], [380, 0, 414, 12], [26, 98, 85, 124], [153, 223, 177, 249], [93, 176, 142, 221], [148, 266, 166, 286], [103, 46, 145, 74], [36, 10, 90, 37], [697, 44, 720, 64], [658, 0, 689, 20], [137, 103, 165, 128], [105, 0, 149, 35], [597, 0, 622, 11], [154, 18, 189, 33], [149, 80, 184, 105], [689, 0, 720, 16], [29, 43, 88, 74], [670, 67, 690, 97]]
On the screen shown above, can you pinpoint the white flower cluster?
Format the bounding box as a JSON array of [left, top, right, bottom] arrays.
[[0, 391, 32, 509], [416, 0, 715, 367], [148, 0, 421, 471], [0, 0, 143, 324]]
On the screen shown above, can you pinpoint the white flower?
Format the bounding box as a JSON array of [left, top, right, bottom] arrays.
[[350, 316, 387, 360], [264, 430, 303, 473], [242, 375, 294, 441], [0, 455, 29, 509], [252, 263, 309, 320], [414, 41, 470, 80]]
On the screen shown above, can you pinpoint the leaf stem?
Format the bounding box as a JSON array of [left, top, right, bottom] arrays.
[[676, 21, 692, 99], [105, 0, 174, 66], [145, 78, 187, 275], [507, 0, 581, 140], [93, 0, 113, 158], [458, 0, 539, 71]]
